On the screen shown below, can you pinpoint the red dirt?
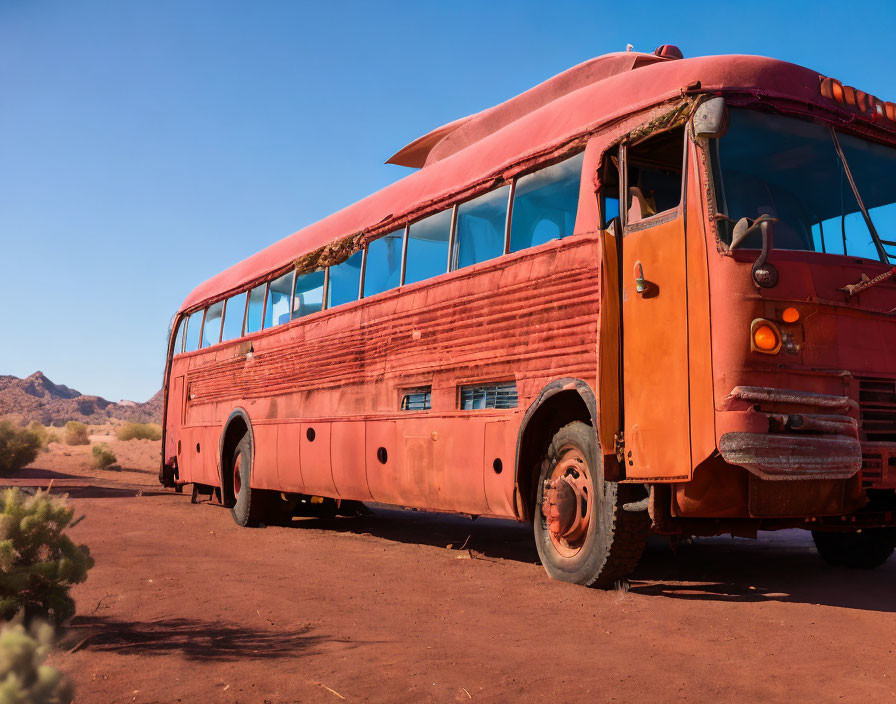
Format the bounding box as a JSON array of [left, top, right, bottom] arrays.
[[5, 440, 895, 703]]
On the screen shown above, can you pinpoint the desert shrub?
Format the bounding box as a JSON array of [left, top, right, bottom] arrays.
[[24, 423, 60, 453], [0, 422, 41, 477], [90, 445, 117, 470], [115, 422, 162, 442], [62, 422, 88, 447], [0, 488, 94, 626], [0, 620, 73, 704]]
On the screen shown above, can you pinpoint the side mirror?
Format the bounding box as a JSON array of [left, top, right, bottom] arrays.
[[729, 214, 779, 288], [693, 97, 729, 139]]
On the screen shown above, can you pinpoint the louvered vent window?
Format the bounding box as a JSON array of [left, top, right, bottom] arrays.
[[459, 381, 518, 410], [401, 387, 432, 411]]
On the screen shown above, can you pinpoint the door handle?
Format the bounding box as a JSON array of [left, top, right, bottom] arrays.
[[634, 261, 647, 294]]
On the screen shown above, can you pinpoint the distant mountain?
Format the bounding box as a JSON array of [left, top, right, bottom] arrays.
[[0, 372, 162, 426]]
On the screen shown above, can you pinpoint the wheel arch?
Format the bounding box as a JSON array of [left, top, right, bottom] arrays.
[[218, 408, 254, 508], [514, 378, 598, 522]]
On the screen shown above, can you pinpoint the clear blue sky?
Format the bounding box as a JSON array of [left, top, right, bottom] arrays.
[[1, 0, 894, 402]]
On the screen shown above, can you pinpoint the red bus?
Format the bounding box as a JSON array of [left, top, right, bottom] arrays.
[[161, 45, 896, 586]]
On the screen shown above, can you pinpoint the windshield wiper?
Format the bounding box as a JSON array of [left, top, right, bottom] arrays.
[[830, 128, 890, 263]]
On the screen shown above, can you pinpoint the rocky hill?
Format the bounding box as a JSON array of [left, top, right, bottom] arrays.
[[0, 372, 162, 426]]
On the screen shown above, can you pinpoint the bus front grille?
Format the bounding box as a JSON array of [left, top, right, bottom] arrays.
[[858, 377, 896, 442]]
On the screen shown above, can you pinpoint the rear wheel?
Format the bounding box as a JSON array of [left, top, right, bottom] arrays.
[[812, 528, 896, 569], [533, 422, 649, 587], [229, 431, 295, 527]]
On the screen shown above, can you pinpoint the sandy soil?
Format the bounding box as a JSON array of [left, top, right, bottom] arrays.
[[4, 438, 895, 703]]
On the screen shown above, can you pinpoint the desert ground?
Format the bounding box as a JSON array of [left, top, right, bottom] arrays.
[[4, 430, 895, 704]]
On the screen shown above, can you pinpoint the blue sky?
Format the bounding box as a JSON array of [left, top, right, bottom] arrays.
[[1, 0, 894, 401]]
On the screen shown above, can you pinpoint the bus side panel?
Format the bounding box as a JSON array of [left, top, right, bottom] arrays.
[[483, 419, 517, 516], [250, 423, 280, 490], [275, 422, 305, 493], [200, 426, 220, 486], [366, 418, 492, 515], [332, 421, 371, 500], [164, 374, 184, 465], [437, 418, 490, 515], [300, 421, 337, 496]]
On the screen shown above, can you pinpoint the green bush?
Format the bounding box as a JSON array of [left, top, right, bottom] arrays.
[[0, 422, 41, 477], [115, 422, 162, 442], [0, 488, 94, 626], [24, 423, 60, 453], [62, 423, 88, 447], [0, 620, 73, 704], [90, 445, 117, 470]]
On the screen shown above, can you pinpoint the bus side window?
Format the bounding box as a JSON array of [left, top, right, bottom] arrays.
[[265, 272, 293, 328], [245, 283, 266, 334], [510, 151, 585, 252], [452, 185, 509, 270], [405, 209, 453, 285], [172, 317, 186, 355], [292, 269, 325, 319], [221, 292, 247, 342], [363, 230, 403, 297], [183, 309, 204, 353], [200, 301, 224, 348], [328, 249, 363, 307], [625, 127, 684, 224]]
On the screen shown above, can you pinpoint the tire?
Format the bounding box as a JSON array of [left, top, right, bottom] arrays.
[[228, 431, 295, 527], [533, 421, 649, 588], [812, 528, 896, 569]]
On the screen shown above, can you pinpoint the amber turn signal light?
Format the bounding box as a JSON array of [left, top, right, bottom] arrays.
[[751, 319, 782, 354], [782, 307, 800, 323]]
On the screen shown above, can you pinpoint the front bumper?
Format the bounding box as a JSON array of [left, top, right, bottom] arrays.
[[719, 432, 862, 480], [718, 385, 862, 481]]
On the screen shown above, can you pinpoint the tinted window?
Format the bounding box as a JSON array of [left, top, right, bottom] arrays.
[[201, 301, 224, 348], [265, 272, 293, 328], [405, 209, 452, 285], [184, 310, 204, 353], [510, 152, 584, 252], [221, 292, 247, 342], [245, 283, 266, 334], [292, 270, 325, 319], [328, 250, 362, 308], [453, 186, 509, 269], [363, 230, 403, 297], [172, 317, 186, 355]]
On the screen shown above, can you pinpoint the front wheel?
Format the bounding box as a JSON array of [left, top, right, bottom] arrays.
[[533, 422, 649, 587], [812, 528, 896, 569]]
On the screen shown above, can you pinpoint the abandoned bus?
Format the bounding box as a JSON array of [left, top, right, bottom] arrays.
[[160, 45, 896, 586]]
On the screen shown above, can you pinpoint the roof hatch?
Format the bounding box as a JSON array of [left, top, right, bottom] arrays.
[[387, 46, 683, 169]]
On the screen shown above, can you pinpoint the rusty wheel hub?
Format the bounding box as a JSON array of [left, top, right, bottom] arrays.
[[233, 452, 242, 499], [541, 448, 593, 555]]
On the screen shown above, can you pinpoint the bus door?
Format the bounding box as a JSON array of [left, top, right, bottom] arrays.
[[619, 126, 692, 480]]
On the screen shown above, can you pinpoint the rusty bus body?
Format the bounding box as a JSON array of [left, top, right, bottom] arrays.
[[161, 46, 896, 586]]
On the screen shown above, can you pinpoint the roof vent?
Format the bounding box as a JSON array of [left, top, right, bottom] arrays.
[[654, 45, 684, 60]]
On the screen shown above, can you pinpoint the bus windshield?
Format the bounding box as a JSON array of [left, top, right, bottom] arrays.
[[711, 109, 896, 263]]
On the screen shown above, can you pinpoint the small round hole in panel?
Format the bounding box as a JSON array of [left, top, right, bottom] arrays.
[[493, 458, 503, 474], [196, 442, 201, 453], [377, 447, 388, 464], [306, 427, 316, 442]]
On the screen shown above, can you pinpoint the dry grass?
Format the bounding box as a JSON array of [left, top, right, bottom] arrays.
[[26, 421, 61, 451], [64, 421, 89, 446], [115, 422, 162, 442], [91, 444, 118, 469], [0, 420, 41, 475]]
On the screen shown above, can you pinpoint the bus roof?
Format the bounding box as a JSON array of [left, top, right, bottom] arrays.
[[178, 51, 849, 313]]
